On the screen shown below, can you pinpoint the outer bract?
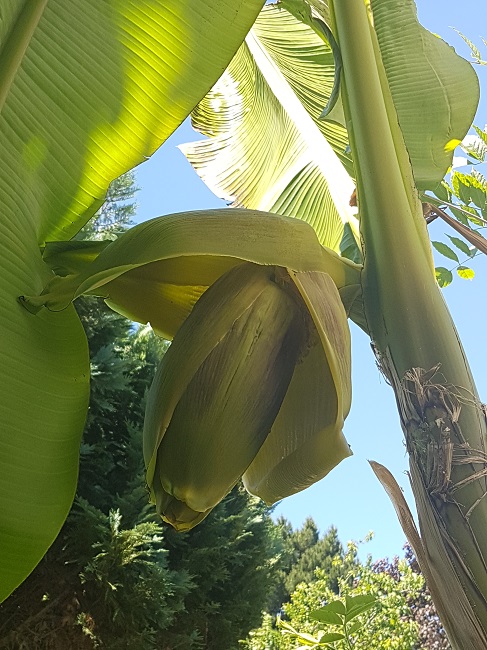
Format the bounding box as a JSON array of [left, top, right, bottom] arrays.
[[144, 262, 352, 530]]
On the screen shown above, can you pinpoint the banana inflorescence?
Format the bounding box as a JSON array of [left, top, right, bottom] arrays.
[[25, 209, 359, 530]]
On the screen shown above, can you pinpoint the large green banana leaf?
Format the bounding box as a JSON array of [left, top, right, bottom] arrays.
[[181, 0, 478, 248], [180, 3, 358, 253], [0, 0, 264, 602], [2, 0, 264, 243], [370, 0, 479, 190]]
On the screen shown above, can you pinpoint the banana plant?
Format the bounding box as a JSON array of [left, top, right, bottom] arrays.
[[179, 0, 487, 646], [2, 2, 487, 648], [0, 0, 266, 603], [1, 0, 359, 601]]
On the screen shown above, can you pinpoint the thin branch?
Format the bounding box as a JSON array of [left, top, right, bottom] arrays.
[[423, 202, 487, 255]]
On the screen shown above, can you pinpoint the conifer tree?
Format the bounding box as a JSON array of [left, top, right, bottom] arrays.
[[268, 518, 357, 613]]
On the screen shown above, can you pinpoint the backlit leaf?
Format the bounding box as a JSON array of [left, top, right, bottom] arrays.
[[310, 607, 343, 626], [371, 0, 480, 189], [345, 594, 379, 622], [457, 266, 475, 280], [181, 4, 358, 252], [317, 632, 346, 643], [0, 0, 265, 602], [433, 181, 452, 203]]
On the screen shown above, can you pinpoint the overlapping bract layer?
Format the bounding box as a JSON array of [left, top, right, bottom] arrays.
[[144, 262, 352, 530], [243, 269, 352, 504], [145, 263, 304, 529], [36, 209, 361, 331]]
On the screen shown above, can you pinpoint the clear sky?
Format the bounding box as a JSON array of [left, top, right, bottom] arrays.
[[133, 1, 487, 560]]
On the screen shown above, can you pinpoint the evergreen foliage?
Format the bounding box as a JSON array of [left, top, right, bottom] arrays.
[[269, 518, 357, 613], [76, 172, 139, 241], [161, 487, 280, 650]]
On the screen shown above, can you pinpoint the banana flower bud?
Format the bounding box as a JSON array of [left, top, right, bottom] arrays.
[[30, 209, 357, 531], [144, 262, 352, 531]]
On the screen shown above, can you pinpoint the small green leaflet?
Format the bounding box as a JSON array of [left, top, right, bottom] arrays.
[[453, 30, 484, 63], [293, 631, 319, 643], [461, 136, 487, 163], [452, 171, 487, 210], [316, 631, 346, 643], [432, 241, 459, 263], [451, 207, 470, 226], [344, 594, 378, 622], [310, 594, 378, 625], [452, 172, 473, 205], [474, 125, 487, 147], [435, 267, 453, 288], [447, 235, 476, 258], [310, 607, 343, 626], [457, 266, 475, 280]]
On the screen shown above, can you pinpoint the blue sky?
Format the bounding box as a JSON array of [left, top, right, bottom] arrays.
[[133, 1, 487, 560]]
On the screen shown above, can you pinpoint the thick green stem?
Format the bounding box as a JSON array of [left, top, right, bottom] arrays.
[[0, 0, 47, 115], [329, 0, 487, 642]]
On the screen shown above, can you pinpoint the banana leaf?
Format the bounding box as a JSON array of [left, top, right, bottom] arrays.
[[0, 0, 264, 602], [181, 0, 478, 251], [181, 3, 358, 253]]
